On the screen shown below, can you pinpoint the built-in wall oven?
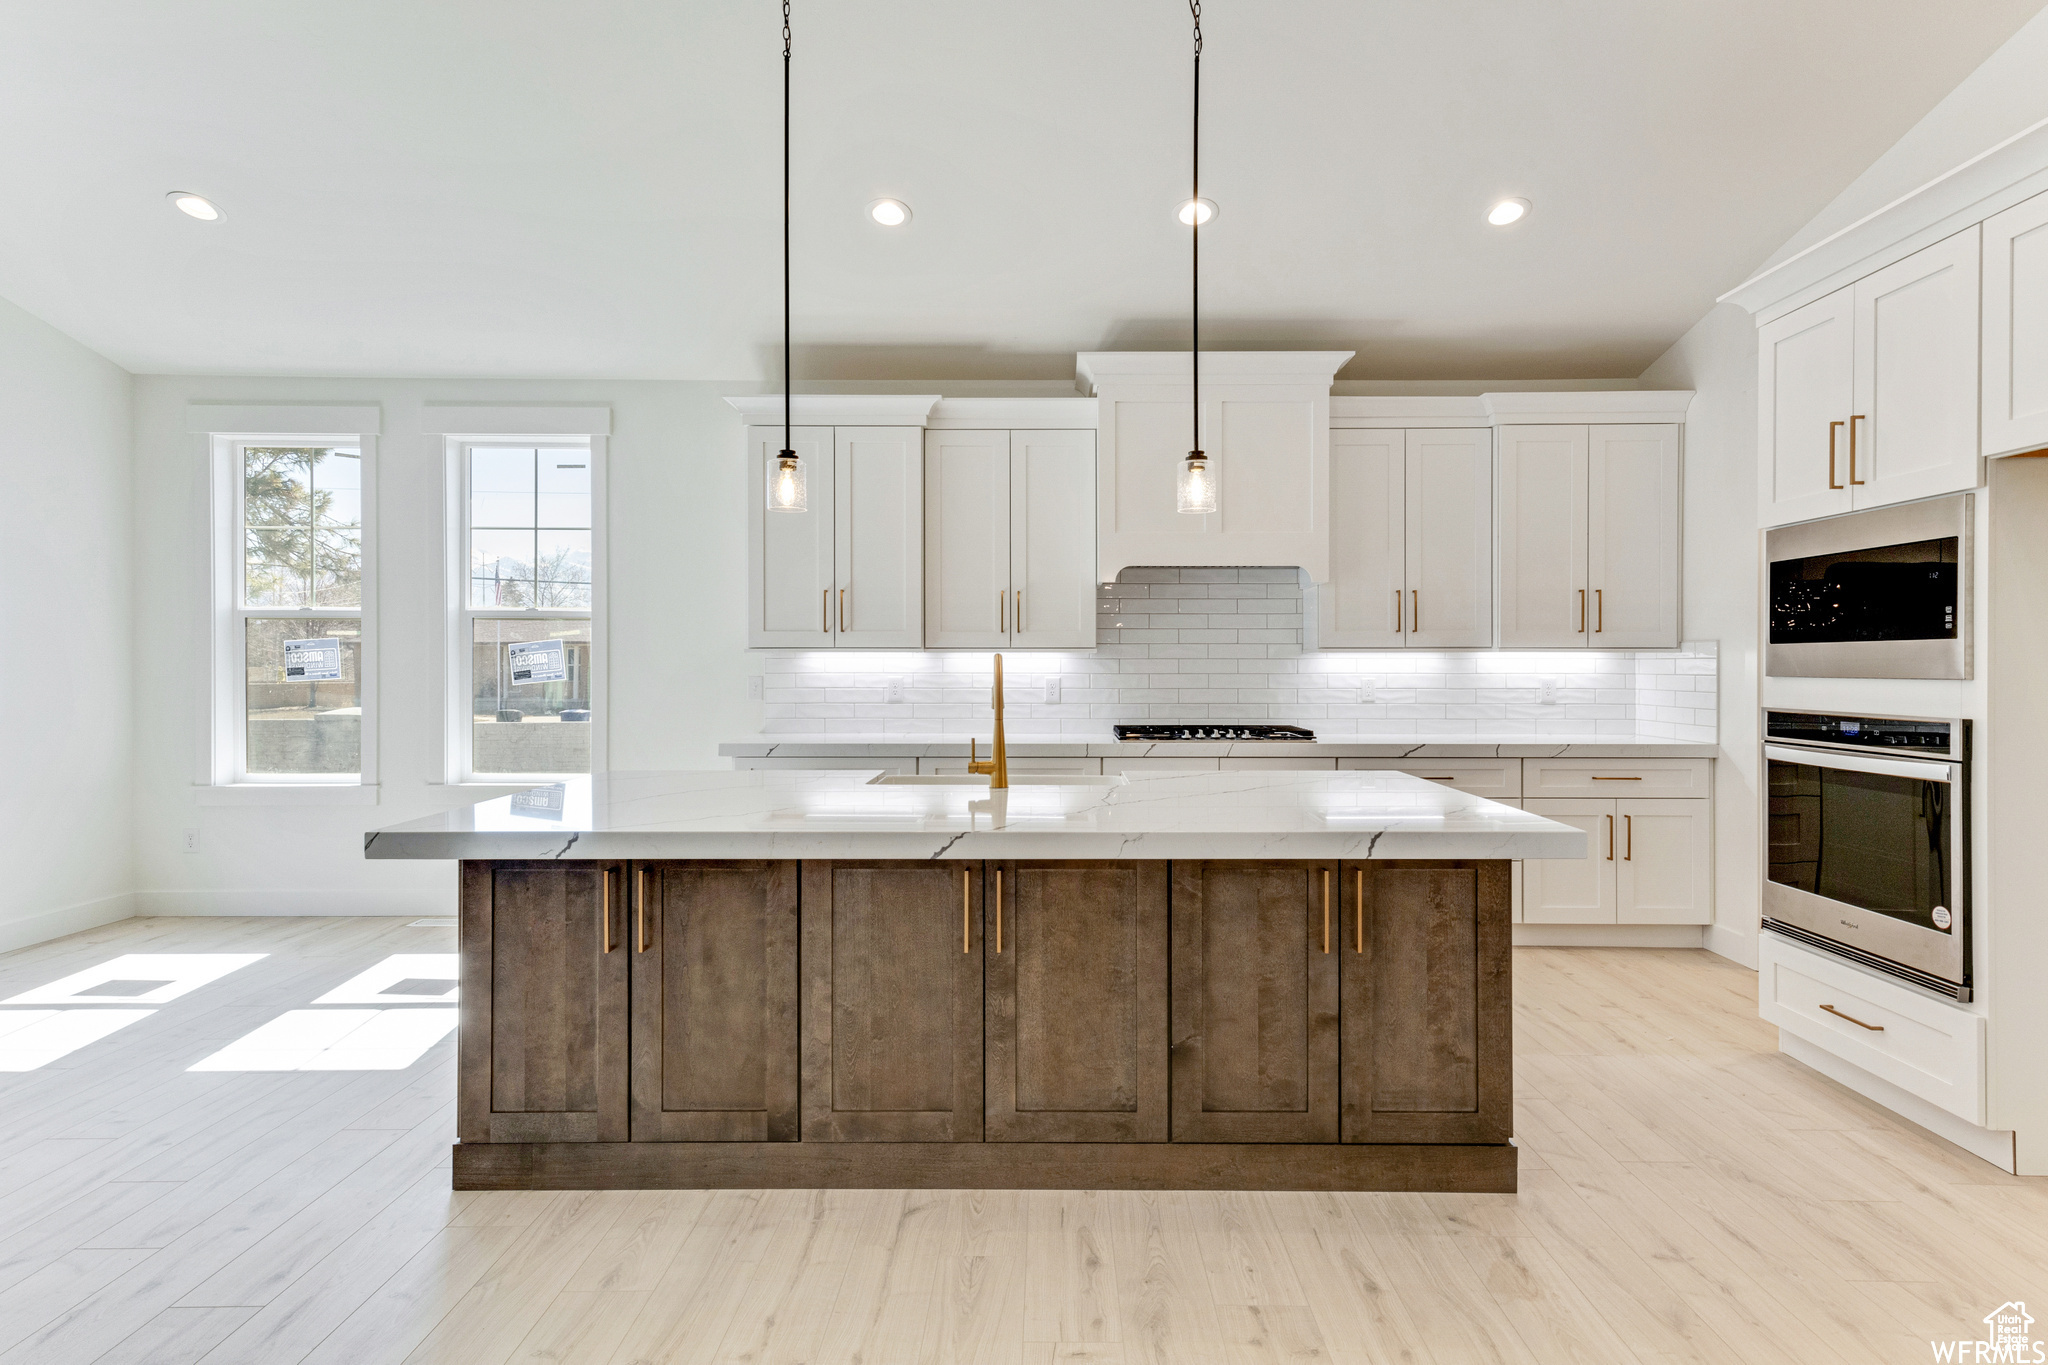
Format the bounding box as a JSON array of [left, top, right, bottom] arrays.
[[1763, 710, 1970, 999], [1765, 493, 1970, 679]]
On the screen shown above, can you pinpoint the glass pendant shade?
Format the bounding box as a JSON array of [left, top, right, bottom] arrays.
[[1177, 452, 1217, 514], [767, 452, 807, 512]]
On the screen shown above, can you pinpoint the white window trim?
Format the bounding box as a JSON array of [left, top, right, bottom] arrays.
[[441, 433, 608, 785], [204, 431, 379, 794]]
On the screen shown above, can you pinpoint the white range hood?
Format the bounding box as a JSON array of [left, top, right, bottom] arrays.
[[1078, 351, 1353, 582]]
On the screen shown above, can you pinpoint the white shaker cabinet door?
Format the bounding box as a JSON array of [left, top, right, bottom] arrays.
[[1852, 226, 1981, 509], [924, 431, 1012, 648], [1011, 430, 1097, 649], [1496, 424, 1588, 648], [747, 426, 835, 647], [1318, 429, 1406, 648], [1521, 799, 1616, 924], [833, 428, 924, 648], [1403, 428, 1493, 648], [1615, 799, 1711, 925], [1983, 189, 2048, 458], [1758, 289, 1855, 527], [1586, 424, 1680, 649]]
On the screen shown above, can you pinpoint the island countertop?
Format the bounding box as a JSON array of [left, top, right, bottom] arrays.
[[364, 768, 1587, 862]]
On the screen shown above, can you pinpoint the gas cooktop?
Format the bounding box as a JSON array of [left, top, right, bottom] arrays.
[[1112, 724, 1317, 743]]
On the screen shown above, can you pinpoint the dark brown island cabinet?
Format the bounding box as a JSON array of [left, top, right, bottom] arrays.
[[454, 857, 1513, 1192]]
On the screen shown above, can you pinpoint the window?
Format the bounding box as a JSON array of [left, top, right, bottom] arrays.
[[209, 435, 376, 788], [452, 442, 597, 780]]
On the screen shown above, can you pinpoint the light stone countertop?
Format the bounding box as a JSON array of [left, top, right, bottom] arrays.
[[363, 768, 1589, 862], [719, 733, 1719, 759]]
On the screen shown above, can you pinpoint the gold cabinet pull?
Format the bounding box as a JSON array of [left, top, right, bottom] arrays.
[[1411, 589, 1419, 634], [1590, 775, 1643, 781], [1321, 869, 1331, 954], [1595, 588, 1603, 634], [1623, 813, 1633, 861], [839, 587, 846, 632], [1606, 814, 1615, 862], [601, 868, 616, 953], [1017, 590, 1024, 632], [1394, 588, 1403, 633], [1827, 420, 1845, 489], [822, 588, 829, 633], [636, 868, 650, 952], [962, 869, 971, 954], [1848, 414, 1866, 485], [1820, 1003, 1883, 1031], [1355, 868, 1364, 954], [995, 868, 1003, 954], [1577, 588, 1586, 634], [998, 589, 1006, 633]]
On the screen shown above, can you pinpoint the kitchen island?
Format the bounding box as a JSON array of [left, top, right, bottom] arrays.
[[367, 768, 1584, 1192]]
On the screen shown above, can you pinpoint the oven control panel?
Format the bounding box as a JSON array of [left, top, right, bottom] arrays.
[[1765, 710, 1966, 760]]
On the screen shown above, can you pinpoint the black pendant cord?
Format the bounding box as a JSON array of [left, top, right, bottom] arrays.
[[1189, 0, 1202, 460], [781, 0, 793, 462]]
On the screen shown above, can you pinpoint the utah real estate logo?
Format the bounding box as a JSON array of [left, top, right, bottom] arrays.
[[1933, 1302, 2040, 1362]]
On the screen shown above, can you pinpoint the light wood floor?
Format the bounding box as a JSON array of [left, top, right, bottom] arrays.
[[0, 916, 2043, 1364]]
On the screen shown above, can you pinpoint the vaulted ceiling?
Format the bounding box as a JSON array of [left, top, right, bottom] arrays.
[[0, 1, 2040, 380]]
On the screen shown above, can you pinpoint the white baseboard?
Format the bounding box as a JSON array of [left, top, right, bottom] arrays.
[[1779, 1031, 2017, 1174], [1512, 924, 1706, 948], [1704, 922, 1760, 968], [0, 892, 139, 955], [133, 888, 456, 918]]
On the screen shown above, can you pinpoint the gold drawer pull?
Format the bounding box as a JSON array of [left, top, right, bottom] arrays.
[[1590, 776, 1643, 781], [1354, 868, 1364, 954], [1820, 1003, 1883, 1032], [1321, 869, 1330, 954], [636, 868, 650, 952], [962, 869, 971, 954], [995, 868, 1003, 954], [601, 868, 616, 953], [1416, 776, 1458, 782]]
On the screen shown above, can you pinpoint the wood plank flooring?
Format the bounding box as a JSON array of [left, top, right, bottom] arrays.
[[0, 915, 2043, 1363]]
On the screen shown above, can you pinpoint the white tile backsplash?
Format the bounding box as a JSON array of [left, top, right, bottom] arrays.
[[758, 569, 1718, 742]]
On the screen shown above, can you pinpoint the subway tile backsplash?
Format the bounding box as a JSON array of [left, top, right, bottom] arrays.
[[758, 568, 1718, 742]]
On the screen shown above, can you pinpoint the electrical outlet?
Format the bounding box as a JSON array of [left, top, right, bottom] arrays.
[[1358, 678, 1378, 704], [1044, 677, 1061, 705], [1540, 679, 1559, 706], [183, 829, 200, 854], [746, 675, 764, 701], [886, 677, 908, 704]]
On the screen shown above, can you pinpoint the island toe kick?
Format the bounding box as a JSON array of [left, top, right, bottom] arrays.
[[455, 857, 1515, 1192]]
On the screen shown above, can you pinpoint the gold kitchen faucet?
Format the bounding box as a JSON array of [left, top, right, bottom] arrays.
[[967, 653, 1009, 789]]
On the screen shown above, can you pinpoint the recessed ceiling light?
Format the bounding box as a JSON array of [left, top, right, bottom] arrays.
[[167, 191, 223, 222], [1177, 197, 1217, 227], [1487, 197, 1530, 227], [868, 198, 911, 226]]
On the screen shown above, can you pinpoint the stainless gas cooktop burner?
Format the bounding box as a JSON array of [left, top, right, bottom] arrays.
[[1112, 724, 1317, 742]]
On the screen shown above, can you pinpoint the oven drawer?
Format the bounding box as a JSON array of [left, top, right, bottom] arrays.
[[1525, 758, 1710, 799], [1335, 759, 1520, 800], [1758, 934, 1984, 1123]]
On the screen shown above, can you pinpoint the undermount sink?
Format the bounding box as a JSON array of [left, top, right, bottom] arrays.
[[866, 773, 1128, 787]]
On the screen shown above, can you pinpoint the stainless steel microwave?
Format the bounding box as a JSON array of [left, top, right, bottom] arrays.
[[1765, 494, 1971, 680]]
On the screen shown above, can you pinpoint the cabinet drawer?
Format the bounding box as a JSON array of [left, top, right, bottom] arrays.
[[1758, 935, 1984, 1123], [1525, 758, 1709, 799], [1337, 759, 1520, 800], [1220, 757, 1335, 771], [1104, 757, 1220, 775], [922, 756, 1101, 775], [733, 756, 915, 774]]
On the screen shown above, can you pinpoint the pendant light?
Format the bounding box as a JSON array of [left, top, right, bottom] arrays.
[[1176, 0, 1216, 515], [766, 0, 806, 513]]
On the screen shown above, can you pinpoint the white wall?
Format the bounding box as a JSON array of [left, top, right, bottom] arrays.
[[1638, 303, 1760, 966], [0, 294, 135, 951], [129, 376, 760, 916]]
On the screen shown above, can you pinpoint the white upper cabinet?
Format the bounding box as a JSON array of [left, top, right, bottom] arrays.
[[1497, 425, 1588, 648], [1851, 227, 1980, 508], [746, 426, 835, 647], [1404, 429, 1494, 649], [1318, 430, 1406, 648], [1757, 228, 1980, 527], [1317, 428, 1489, 648], [833, 428, 923, 648], [1010, 430, 1097, 649], [1499, 423, 1678, 649], [922, 428, 1096, 649], [1758, 289, 1855, 526], [1982, 189, 2048, 458], [923, 431, 1011, 649], [1586, 424, 1680, 648]]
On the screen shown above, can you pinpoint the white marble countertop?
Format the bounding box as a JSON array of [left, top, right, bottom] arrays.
[[363, 769, 1588, 862], [719, 733, 1718, 759]]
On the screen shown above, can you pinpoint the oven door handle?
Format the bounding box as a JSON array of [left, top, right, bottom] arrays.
[[1763, 744, 1957, 784]]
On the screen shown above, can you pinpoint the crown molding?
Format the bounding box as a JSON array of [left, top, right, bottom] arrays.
[[926, 397, 1098, 429], [1075, 351, 1354, 394], [1720, 114, 2048, 322], [725, 394, 942, 427], [1329, 391, 1694, 426]]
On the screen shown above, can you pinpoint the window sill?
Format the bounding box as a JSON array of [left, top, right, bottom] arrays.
[[196, 784, 380, 807]]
